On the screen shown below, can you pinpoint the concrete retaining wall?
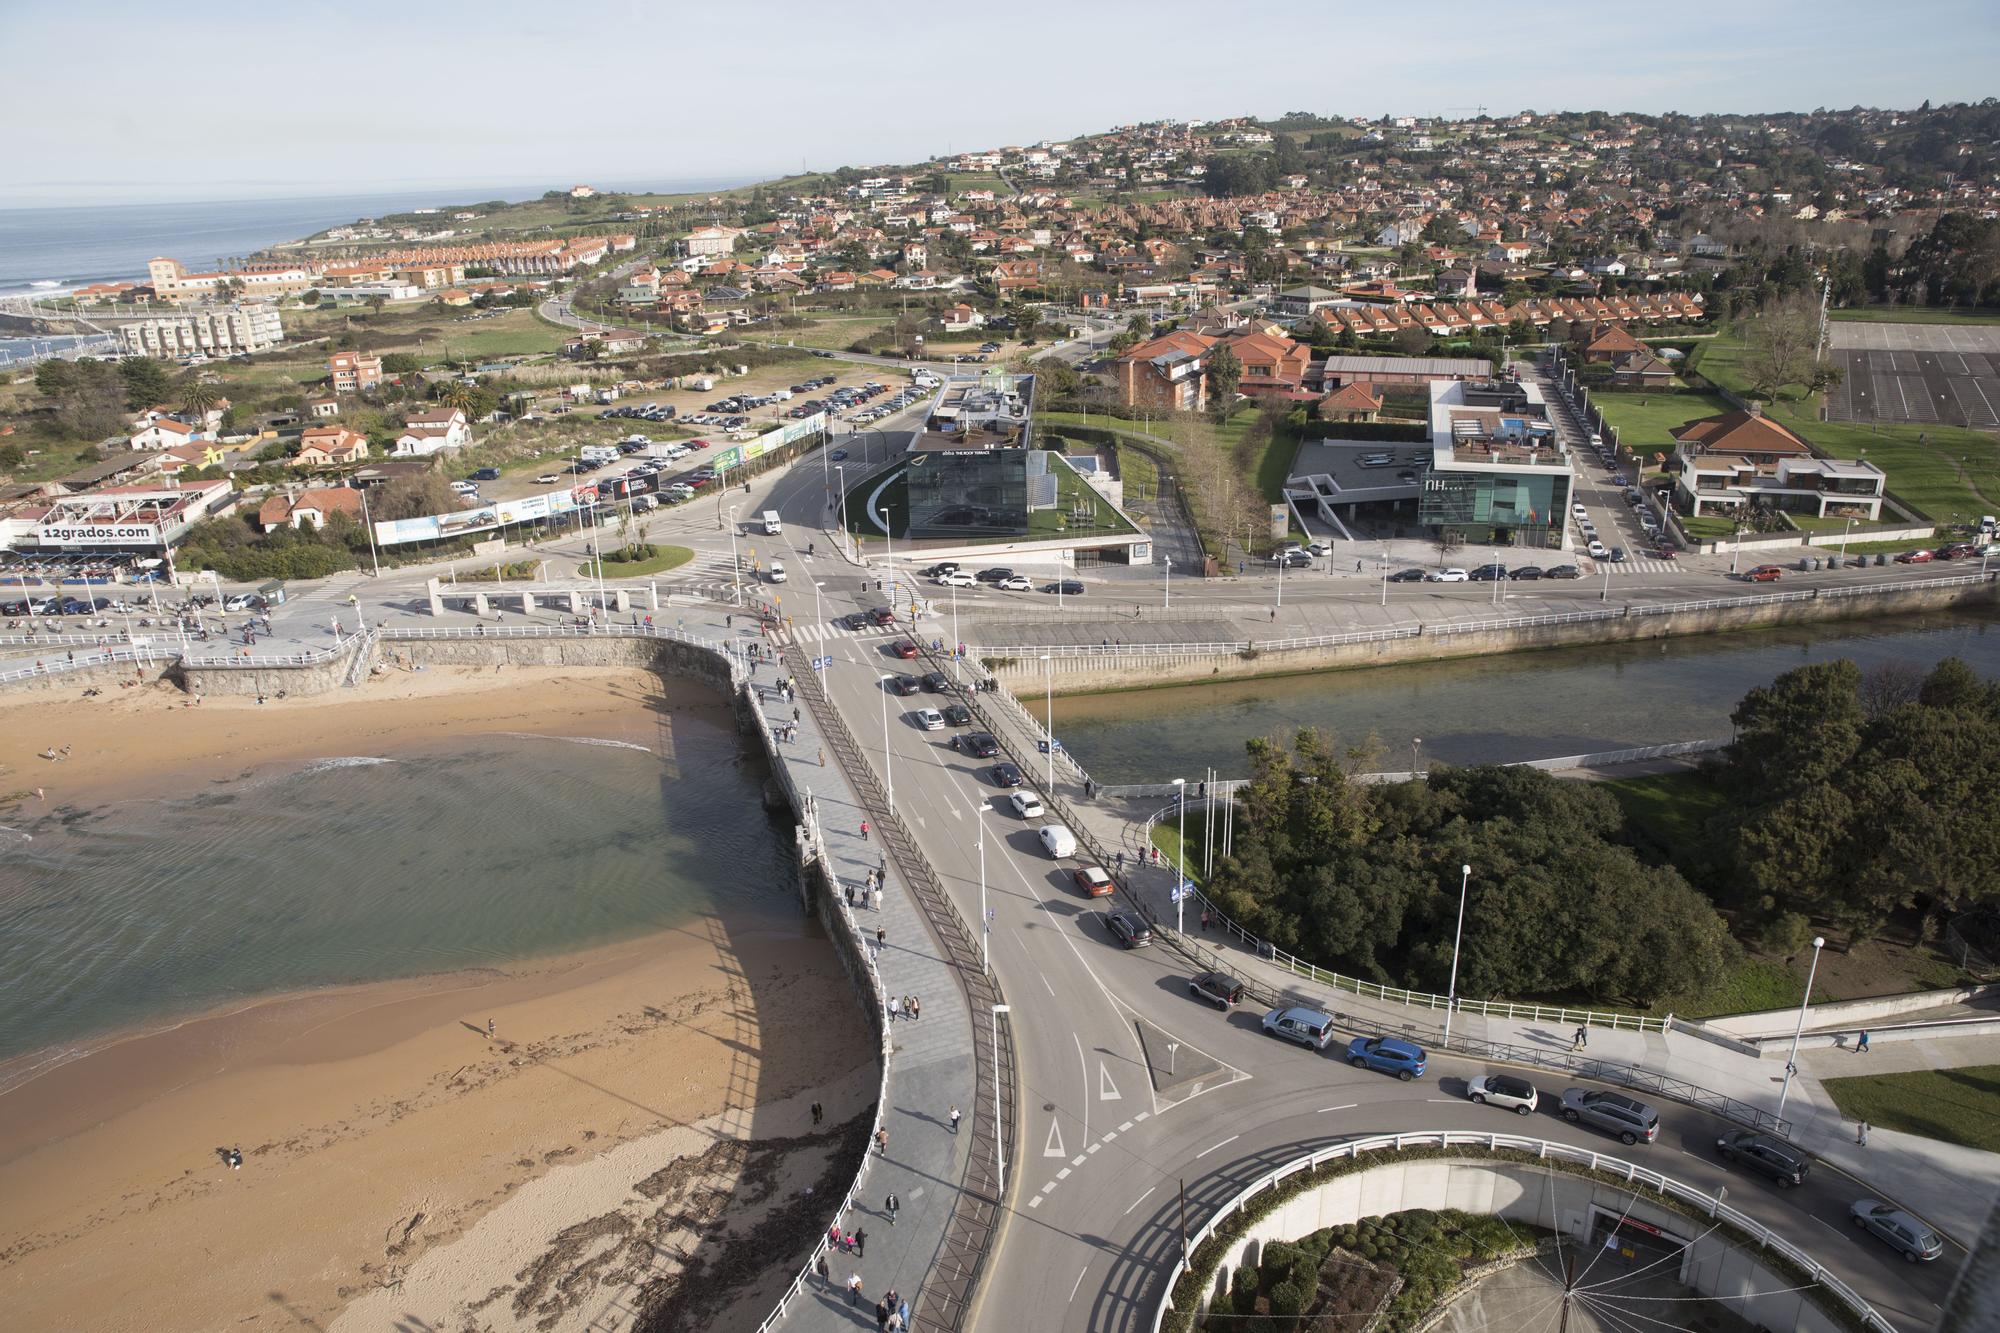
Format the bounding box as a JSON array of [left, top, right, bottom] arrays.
[[1704, 982, 1998, 1041], [990, 581, 2000, 695], [393, 635, 737, 694], [0, 656, 177, 695]]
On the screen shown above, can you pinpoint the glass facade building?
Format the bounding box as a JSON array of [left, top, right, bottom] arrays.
[[904, 449, 1031, 540], [1418, 468, 1572, 549]]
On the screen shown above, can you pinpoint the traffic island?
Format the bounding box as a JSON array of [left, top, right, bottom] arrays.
[[1135, 1017, 1227, 1099]]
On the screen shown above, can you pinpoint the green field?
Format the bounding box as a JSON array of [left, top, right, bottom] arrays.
[[580, 545, 695, 578], [1830, 306, 2000, 325], [1822, 1065, 2000, 1153], [1589, 390, 1735, 453]]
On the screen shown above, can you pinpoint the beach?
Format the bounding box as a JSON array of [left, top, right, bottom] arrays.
[[0, 667, 876, 1331]]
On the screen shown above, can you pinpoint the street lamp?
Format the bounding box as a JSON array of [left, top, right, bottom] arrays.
[[728, 506, 742, 606], [813, 579, 826, 631], [1840, 517, 1855, 566], [878, 505, 893, 605], [991, 1004, 1011, 1198], [1041, 653, 1055, 794], [1443, 863, 1471, 1047], [876, 672, 896, 810], [1172, 776, 1187, 934], [1163, 554, 1172, 610], [973, 799, 992, 973], [835, 464, 849, 540], [1731, 525, 1746, 576], [1776, 936, 1826, 1123]]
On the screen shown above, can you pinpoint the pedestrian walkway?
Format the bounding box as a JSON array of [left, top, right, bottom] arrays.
[[952, 664, 2000, 1248], [742, 647, 984, 1332]]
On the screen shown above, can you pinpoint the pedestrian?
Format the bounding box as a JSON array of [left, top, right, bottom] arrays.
[[1114, 850, 1124, 871], [1572, 1025, 1588, 1051], [1856, 1029, 1870, 1053], [793, 706, 801, 723], [875, 1127, 888, 1156], [847, 1273, 863, 1305], [860, 820, 870, 841], [885, 1191, 900, 1225], [949, 1105, 962, 1134], [487, 1018, 496, 1039], [887, 1314, 902, 1333], [876, 1299, 890, 1331], [1857, 1121, 1870, 1146], [816, 1253, 830, 1287], [887, 995, 899, 1022], [1270, 607, 1277, 621], [911, 995, 921, 1020], [846, 883, 855, 908], [898, 1298, 910, 1328], [876, 927, 886, 954], [871, 886, 882, 912], [819, 747, 826, 766], [812, 1101, 824, 1126], [828, 1223, 844, 1249], [855, 1225, 868, 1256]]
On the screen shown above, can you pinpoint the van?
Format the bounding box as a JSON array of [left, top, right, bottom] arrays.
[[761, 510, 782, 535], [767, 560, 786, 583], [579, 445, 619, 465], [1037, 825, 1077, 859]]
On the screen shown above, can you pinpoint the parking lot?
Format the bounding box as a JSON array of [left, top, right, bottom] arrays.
[[1827, 322, 2000, 429]]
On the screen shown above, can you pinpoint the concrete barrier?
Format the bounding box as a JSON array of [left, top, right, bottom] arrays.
[[1703, 982, 1999, 1042]]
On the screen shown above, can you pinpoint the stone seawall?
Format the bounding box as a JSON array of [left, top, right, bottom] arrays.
[[990, 581, 2000, 695], [395, 635, 738, 694]]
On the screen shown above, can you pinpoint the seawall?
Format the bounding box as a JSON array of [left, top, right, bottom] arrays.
[[985, 579, 2000, 694]]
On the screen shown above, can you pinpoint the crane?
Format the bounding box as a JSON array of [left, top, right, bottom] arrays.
[[1447, 105, 1489, 120]]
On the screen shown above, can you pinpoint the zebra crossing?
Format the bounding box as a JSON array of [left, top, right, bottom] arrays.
[[1595, 558, 1678, 576], [779, 620, 909, 647]]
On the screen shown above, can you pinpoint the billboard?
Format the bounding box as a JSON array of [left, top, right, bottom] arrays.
[[37, 522, 165, 549], [374, 480, 594, 546]]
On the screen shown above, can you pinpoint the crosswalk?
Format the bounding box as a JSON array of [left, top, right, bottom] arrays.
[[1597, 559, 1679, 576], [781, 620, 912, 647]]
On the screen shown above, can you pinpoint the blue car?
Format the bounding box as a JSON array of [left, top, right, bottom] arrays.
[[1346, 1036, 1427, 1081]]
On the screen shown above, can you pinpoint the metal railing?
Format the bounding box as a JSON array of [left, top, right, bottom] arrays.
[[0, 646, 169, 683], [1151, 1132, 1893, 1333], [0, 632, 135, 646]]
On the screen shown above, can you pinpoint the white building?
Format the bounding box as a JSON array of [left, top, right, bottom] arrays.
[[115, 303, 285, 359]]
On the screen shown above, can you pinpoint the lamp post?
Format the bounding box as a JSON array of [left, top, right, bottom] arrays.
[[357, 486, 381, 578], [1163, 554, 1172, 610], [1443, 863, 1471, 1047], [1776, 935, 1825, 1123], [1172, 776, 1187, 934], [877, 672, 896, 810], [974, 799, 992, 973], [1731, 525, 1746, 576], [1840, 517, 1855, 566], [813, 579, 826, 631], [878, 505, 893, 608], [991, 1003, 1011, 1197], [836, 464, 849, 541], [1041, 653, 1055, 794], [728, 506, 742, 606]]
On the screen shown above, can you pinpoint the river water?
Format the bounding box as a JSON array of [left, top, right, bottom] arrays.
[[0, 726, 793, 1068], [1055, 609, 2000, 783]]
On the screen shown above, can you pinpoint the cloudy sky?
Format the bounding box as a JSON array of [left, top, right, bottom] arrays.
[[6, 0, 1996, 206]]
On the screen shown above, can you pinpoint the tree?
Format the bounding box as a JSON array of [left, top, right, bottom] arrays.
[[434, 380, 476, 417], [1393, 325, 1431, 356], [1206, 344, 1242, 406], [117, 357, 174, 409], [178, 372, 223, 422], [1741, 295, 1827, 398], [1126, 313, 1153, 341], [1013, 304, 1042, 343]]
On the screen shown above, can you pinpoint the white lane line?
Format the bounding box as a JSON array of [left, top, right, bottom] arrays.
[[1071, 1155, 1086, 1167], [1070, 1266, 1089, 1302], [1056, 1167, 1071, 1180], [1425, 1098, 1457, 1104], [1088, 1142, 1102, 1154], [1135, 1111, 1150, 1122], [1125, 1185, 1157, 1215], [1118, 1121, 1134, 1133], [1194, 1134, 1239, 1160], [1030, 1194, 1044, 1209], [1812, 1216, 1838, 1233], [1318, 1104, 1356, 1113], [1101, 1131, 1117, 1143]]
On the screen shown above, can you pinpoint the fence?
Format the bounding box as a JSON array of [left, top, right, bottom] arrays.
[[1944, 913, 2000, 980], [0, 645, 171, 684], [1151, 1132, 1892, 1333]]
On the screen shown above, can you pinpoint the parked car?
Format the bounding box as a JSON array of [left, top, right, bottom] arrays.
[[997, 575, 1032, 591], [1559, 1089, 1660, 1144], [1715, 1131, 1811, 1187], [1346, 1036, 1427, 1081], [1043, 580, 1085, 596], [1468, 563, 1509, 581], [890, 639, 920, 659], [990, 761, 1023, 787], [1895, 548, 1936, 564], [1745, 565, 1785, 583], [470, 467, 502, 481], [1261, 1006, 1336, 1050], [1188, 971, 1245, 1008], [1849, 1199, 1944, 1263], [1387, 568, 1427, 583], [1007, 791, 1045, 819], [913, 708, 945, 731], [941, 703, 972, 726], [1429, 568, 1470, 583], [1102, 910, 1152, 948], [1072, 865, 1115, 897], [1467, 1073, 1538, 1114], [1544, 565, 1582, 579], [536, 473, 562, 485]]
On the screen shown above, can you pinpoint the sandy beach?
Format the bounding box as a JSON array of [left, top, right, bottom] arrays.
[[0, 667, 877, 1332]]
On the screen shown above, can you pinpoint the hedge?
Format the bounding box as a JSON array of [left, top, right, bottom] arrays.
[[1297, 420, 1430, 442]]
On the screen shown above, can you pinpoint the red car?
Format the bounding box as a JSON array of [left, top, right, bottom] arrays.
[[891, 639, 920, 659], [685, 475, 712, 489], [1073, 866, 1116, 898], [1895, 548, 1936, 564], [686, 438, 711, 450], [1745, 565, 1785, 582]]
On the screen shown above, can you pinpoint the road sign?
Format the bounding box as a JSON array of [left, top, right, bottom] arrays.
[[812, 655, 833, 670]]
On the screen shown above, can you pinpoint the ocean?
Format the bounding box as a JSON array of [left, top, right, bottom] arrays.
[[0, 725, 796, 1072], [0, 178, 761, 299]]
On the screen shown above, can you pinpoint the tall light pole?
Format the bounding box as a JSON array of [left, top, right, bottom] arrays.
[[1172, 776, 1187, 934], [727, 506, 742, 606], [991, 1003, 1011, 1198], [1412, 736, 1422, 777], [1041, 653, 1055, 794], [877, 672, 896, 810], [812, 579, 826, 630], [1840, 516, 1855, 566], [1380, 546, 1390, 607], [357, 486, 381, 578], [836, 464, 849, 543], [879, 504, 894, 610], [1443, 863, 1471, 1047], [1163, 554, 1172, 610], [974, 799, 992, 973], [1776, 935, 1826, 1123]]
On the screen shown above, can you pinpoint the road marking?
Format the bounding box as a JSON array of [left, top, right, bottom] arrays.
[[1194, 1134, 1239, 1160], [1087, 1142, 1102, 1154], [1100, 1131, 1117, 1143], [1426, 1098, 1457, 1104], [1039, 971, 1055, 997], [1118, 1120, 1134, 1133], [1056, 1167, 1072, 1180], [1100, 1063, 1123, 1101], [1124, 1185, 1156, 1215], [1812, 1216, 1838, 1233], [1134, 1111, 1150, 1122], [1070, 1266, 1089, 1302], [1044, 1120, 1066, 1158], [1029, 1194, 1043, 1209], [1317, 1104, 1356, 1113], [1071, 1155, 1086, 1167]]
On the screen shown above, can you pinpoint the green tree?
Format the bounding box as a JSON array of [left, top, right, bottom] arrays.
[[1206, 343, 1243, 406], [178, 372, 224, 422], [117, 357, 174, 408]]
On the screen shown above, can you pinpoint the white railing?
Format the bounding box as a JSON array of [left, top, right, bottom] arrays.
[[0, 632, 134, 646], [0, 646, 168, 684], [1152, 1133, 1895, 1333]]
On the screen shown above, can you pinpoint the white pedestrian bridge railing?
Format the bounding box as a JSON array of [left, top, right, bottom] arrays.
[[1153, 1131, 1895, 1333]]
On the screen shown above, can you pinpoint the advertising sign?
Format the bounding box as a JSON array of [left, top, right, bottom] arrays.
[[37, 522, 165, 549], [710, 446, 743, 472]]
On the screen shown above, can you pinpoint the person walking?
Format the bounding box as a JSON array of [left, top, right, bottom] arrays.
[[875, 1127, 888, 1156], [487, 1018, 496, 1040], [860, 819, 870, 841], [949, 1105, 962, 1134], [875, 1298, 889, 1331], [1572, 1025, 1588, 1052], [811, 1101, 824, 1126], [910, 995, 921, 1020], [886, 995, 899, 1022], [1856, 1121, 1870, 1147], [887, 1313, 902, 1333], [876, 927, 886, 954], [847, 1273, 863, 1306], [898, 1298, 910, 1329], [1856, 1030, 1870, 1053], [815, 1253, 830, 1288], [853, 1226, 867, 1257], [885, 1190, 900, 1225]]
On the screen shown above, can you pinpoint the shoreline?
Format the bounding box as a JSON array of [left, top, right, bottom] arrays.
[[0, 664, 877, 1333]]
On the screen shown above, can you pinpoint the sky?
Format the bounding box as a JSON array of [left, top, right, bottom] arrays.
[[6, 0, 1997, 208]]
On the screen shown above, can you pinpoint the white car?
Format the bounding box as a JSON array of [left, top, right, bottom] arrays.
[[1430, 568, 1470, 582], [913, 708, 945, 731], [1467, 1074, 1539, 1115], [450, 480, 479, 495], [1571, 502, 1589, 517], [997, 575, 1032, 591], [224, 594, 256, 612], [1008, 791, 1045, 819], [536, 473, 561, 485], [1587, 540, 1610, 559], [934, 570, 977, 588]]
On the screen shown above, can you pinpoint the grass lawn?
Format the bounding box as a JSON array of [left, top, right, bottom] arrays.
[[1589, 390, 1734, 451], [1601, 770, 1724, 864], [1829, 306, 2000, 325], [1679, 515, 1739, 539], [578, 545, 694, 578], [777, 316, 890, 351], [1821, 1065, 2000, 1153]]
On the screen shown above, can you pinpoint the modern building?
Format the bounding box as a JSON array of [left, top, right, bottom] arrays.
[[115, 303, 284, 359], [1670, 408, 1884, 521], [0, 480, 236, 555], [903, 374, 1037, 541], [145, 257, 316, 305]]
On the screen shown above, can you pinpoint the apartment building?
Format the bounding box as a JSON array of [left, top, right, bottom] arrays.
[[115, 303, 285, 359], [329, 351, 384, 393], [145, 257, 316, 305]]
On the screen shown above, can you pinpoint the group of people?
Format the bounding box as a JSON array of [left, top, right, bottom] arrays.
[[886, 993, 923, 1022]]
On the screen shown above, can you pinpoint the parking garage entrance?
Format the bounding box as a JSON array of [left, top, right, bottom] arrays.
[[1585, 1206, 1691, 1279]]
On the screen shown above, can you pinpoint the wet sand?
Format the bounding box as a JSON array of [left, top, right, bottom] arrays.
[[0, 668, 876, 1332]]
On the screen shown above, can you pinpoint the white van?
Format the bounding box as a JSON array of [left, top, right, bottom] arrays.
[[580, 445, 619, 466], [761, 509, 782, 535], [767, 560, 787, 583], [1037, 824, 1077, 859]]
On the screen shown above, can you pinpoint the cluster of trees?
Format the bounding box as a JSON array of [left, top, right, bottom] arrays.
[[1207, 730, 1737, 1006], [1867, 213, 2000, 309], [20, 358, 236, 453], [1707, 657, 2000, 944]]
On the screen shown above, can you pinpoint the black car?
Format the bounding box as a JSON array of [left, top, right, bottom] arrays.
[[1509, 566, 1544, 580], [470, 466, 502, 481], [926, 562, 960, 578], [1467, 563, 1509, 581], [974, 567, 1015, 584], [1544, 565, 1583, 579], [888, 674, 921, 696], [1608, 547, 1627, 563], [991, 761, 1023, 787], [812, 349, 836, 358], [1386, 568, 1427, 583], [839, 613, 869, 631], [958, 731, 1000, 758], [1275, 551, 1311, 568], [1188, 971, 1244, 1007], [941, 703, 972, 726], [1715, 1131, 1811, 1187], [1043, 580, 1084, 596], [1103, 910, 1153, 948], [919, 671, 949, 693]]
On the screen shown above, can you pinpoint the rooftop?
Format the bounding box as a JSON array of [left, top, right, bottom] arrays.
[[914, 373, 1036, 452]]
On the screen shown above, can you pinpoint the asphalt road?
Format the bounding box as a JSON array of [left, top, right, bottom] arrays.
[[802, 609, 1962, 1333]]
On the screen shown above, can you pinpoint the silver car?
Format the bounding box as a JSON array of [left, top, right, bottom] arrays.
[[1559, 1088, 1659, 1144], [1850, 1199, 1943, 1262]]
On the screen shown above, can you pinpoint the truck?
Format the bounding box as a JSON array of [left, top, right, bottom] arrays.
[[911, 369, 940, 388], [760, 509, 783, 535]]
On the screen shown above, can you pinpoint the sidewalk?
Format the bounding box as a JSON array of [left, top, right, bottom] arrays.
[[743, 644, 980, 1332], [958, 678, 2000, 1248]]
